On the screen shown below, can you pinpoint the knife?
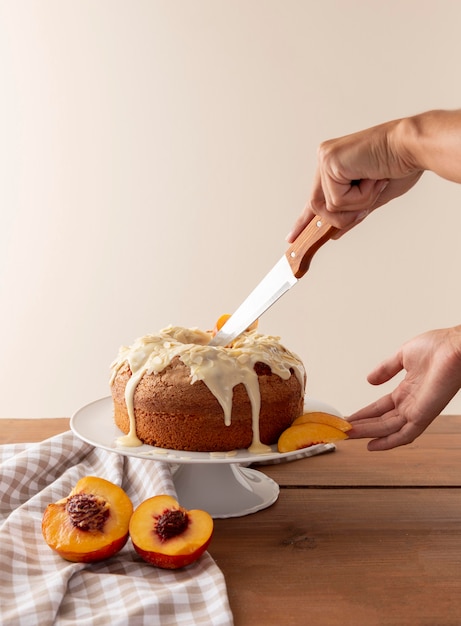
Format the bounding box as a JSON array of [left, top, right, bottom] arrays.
[[209, 215, 337, 347]]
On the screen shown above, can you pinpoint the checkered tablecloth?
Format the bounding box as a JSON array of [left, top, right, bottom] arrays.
[[0, 430, 233, 625]]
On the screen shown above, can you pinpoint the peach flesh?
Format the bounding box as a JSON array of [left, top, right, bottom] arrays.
[[42, 476, 133, 563], [292, 411, 352, 432], [278, 422, 349, 453], [129, 495, 214, 569]]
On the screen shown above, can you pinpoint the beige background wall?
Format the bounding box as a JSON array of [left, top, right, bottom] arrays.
[[2, 0, 461, 419]]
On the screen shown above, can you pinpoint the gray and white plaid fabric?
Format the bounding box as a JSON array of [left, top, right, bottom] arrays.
[[0, 430, 233, 625]]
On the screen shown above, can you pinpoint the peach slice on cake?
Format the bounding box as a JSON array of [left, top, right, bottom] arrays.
[[42, 476, 133, 562], [211, 314, 258, 337], [129, 494, 213, 569], [278, 422, 349, 453]]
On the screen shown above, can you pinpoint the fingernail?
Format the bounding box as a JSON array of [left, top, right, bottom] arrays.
[[354, 210, 369, 223], [379, 180, 389, 194]]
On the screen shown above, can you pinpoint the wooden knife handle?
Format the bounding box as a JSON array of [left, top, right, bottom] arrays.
[[285, 216, 337, 279]]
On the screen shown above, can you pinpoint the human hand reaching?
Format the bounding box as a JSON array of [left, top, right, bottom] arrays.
[[347, 326, 461, 450]]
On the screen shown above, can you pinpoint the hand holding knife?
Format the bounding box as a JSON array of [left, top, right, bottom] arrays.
[[209, 216, 337, 347]]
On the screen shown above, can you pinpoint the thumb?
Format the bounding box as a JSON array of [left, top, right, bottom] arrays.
[[368, 351, 403, 385]]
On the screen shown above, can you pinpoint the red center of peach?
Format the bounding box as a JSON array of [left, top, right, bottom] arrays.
[[155, 509, 189, 541]]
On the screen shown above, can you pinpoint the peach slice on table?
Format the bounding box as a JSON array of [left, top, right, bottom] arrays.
[[211, 313, 258, 337], [278, 422, 349, 453], [292, 411, 352, 432], [129, 494, 213, 569], [42, 476, 133, 563]]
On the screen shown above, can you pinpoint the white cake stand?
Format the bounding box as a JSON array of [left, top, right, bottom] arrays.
[[71, 396, 339, 518]]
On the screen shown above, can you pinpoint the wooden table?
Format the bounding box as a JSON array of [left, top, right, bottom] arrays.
[[2, 416, 461, 626]]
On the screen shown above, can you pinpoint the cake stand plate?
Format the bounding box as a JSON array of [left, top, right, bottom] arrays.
[[71, 396, 340, 518]]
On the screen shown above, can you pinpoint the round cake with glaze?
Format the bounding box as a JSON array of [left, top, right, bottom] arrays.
[[110, 326, 306, 453]]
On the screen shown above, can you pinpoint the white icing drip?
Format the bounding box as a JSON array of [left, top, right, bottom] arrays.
[[115, 367, 144, 447], [110, 325, 306, 453]]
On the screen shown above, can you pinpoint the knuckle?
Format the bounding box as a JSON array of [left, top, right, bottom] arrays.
[[317, 139, 335, 164]]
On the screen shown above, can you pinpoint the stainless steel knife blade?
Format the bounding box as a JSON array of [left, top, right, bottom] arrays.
[[209, 215, 337, 347]]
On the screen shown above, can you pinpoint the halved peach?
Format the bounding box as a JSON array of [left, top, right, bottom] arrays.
[[42, 476, 133, 563], [292, 411, 352, 432], [278, 422, 349, 453], [129, 494, 213, 569]]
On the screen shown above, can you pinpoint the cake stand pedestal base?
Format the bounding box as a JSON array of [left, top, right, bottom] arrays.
[[173, 463, 279, 518]]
